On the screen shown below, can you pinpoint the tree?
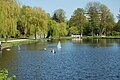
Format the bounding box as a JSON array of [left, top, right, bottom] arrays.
[[18, 5, 33, 36], [47, 20, 58, 37], [114, 20, 120, 33], [30, 7, 48, 39], [113, 9, 120, 35], [52, 9, 66, 23], [69, 8, 86, 36], [0, 0, 20, 40], [47, 20, 67, 38], [117, 9, 120, 20], [85, 2, 115, 36], [114, 10, 120, 35], [18, 6, 48, 39], [69, 26, 79, 35], [86, 2, 101, 36], [99, 4, 115, 36], [58, 22, 68, 37]]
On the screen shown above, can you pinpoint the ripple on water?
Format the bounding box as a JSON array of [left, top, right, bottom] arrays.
[[1, 40, 120, 80]]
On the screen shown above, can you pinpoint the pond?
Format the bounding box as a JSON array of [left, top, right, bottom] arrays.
[[0, 39, 120, 80]]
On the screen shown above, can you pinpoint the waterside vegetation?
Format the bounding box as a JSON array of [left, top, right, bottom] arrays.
[[0, 0, 120, 47], [0, 69, 16, 80]]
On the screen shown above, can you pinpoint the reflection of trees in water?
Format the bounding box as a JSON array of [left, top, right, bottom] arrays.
[[0, 48, 17, 70], [26, 42, 48, 50], [50, 39, 67, 43], [72, 39, 83, 44], [72, 39, 120, 47], [25, 39, 67, 50]]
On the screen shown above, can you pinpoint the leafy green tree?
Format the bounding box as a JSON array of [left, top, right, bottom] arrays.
[[17, 20, 25, 36], [18, 6, 48, 39], [117, 9, 120, 20], [85, 2, 115, 36], [0, 69, 16, 80], [0, 0, 20, 40], [83, 22, 93, 36], [114, 20, 120, 32], [52, 9, 66, 23], [30, 7, 48, 39], [47, 20, 58, 37], [18, 5, 33, 36], [86, 2, 101, 36], [99, 4, 115, 36], [58, 22, 68, 37], [69, 8, 86, 36], [69, 26, 79, 35], [116, 10, 120, 32], [113, 9, 120, 35]]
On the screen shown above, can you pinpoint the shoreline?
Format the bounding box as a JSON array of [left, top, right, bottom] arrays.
[[1, 39, 39, 50], [1, 36, 120, 50]]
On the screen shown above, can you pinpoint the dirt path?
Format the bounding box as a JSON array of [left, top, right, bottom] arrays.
[[2, 39, 29, 43]]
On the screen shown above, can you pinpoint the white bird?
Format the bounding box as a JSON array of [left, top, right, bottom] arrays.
[[6, 48, 11, 51], [44, 48, 46, 50]]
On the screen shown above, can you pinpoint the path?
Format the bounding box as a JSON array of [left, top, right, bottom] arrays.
[[2, 39, 29, 43]]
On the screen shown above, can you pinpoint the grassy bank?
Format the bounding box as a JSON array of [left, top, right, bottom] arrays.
[[2, 39, 39, 49], [1, 36, 120, 49], [82, 36, 120, 39]]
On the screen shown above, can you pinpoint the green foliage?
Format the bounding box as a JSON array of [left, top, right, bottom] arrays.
[[0, 0, 20, 37], [117, 9, 120, 20], [52, 9, 66, 23], [0, 0, 118, 39], [69, 8, 86, 35], [47, 20, 58, 37], [47, 20, 67, 38], [0, 69, 16, 80], [69, 26, 79, 35], [58, 22, 68, 36], [114, 20, 120, 32], [100, 4, 115, 36], [18, 6, 48, 39], [85, 2, 115, 36]]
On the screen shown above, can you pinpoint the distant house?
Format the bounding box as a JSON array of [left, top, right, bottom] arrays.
[[71, 35, 81, 39]]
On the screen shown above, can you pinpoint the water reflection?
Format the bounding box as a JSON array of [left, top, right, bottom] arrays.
[[0, 47, 18, 71], [72, 39, 120, 47], [26, 42, 48, 50], [0, 39, 120, 80]]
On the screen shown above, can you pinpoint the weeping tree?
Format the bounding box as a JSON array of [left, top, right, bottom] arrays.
[[0, 0, 20, 41], [31, 7, 48, 39], [19, 6, 48, 39], [55, 22, 68, 37], [18, 5, 33, 36], [47, 20, 68, 38], [47, 20, 58, 37]]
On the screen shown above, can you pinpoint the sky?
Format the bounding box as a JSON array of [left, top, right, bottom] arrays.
[[20, 0, 120, 22]]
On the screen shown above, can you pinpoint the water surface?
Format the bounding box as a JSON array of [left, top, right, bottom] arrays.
[[0, 39, 120, 80]]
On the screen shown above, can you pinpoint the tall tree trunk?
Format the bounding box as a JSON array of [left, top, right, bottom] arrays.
[[34, 29, 37, 40], [5, 35, 8, 43]]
